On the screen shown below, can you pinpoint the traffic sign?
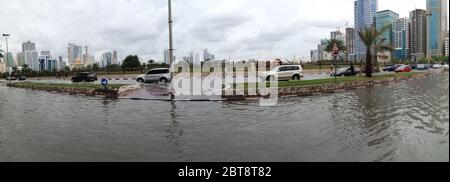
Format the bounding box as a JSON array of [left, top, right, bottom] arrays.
[[332, 43, 339, 56], [101, 79, 108, 88]]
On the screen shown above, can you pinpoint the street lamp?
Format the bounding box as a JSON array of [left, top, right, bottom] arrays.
[[2, 34, 10, 82], [168, 0, 175, 101]]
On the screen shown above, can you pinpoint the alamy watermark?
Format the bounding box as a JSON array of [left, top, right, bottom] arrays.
[[170, 60, 280, 106]]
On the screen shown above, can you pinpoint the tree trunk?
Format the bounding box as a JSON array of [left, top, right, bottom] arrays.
[[365, 48, 372, 77]]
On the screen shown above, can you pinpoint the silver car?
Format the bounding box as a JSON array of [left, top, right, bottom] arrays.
[[261, 65, 304, 81], [136, 68, 172, 84]]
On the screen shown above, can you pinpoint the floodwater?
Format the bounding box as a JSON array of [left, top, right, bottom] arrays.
[[0, 72, 448, 162]]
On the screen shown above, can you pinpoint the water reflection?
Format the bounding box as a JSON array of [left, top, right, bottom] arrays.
[[0, 73, 448, 162]]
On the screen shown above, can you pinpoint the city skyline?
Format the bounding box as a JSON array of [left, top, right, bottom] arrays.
[[1, 0, 447, 62]]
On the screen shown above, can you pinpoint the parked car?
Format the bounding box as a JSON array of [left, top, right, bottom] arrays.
[[442, 64, 449, 70], [18, 75, 26, 81], [136, 68, 172, 84], [6, 76, 17, 81], [330, 67, 361, 77], [432, 64, 443, 69], [71, 72, 98, 83], [260, 65, 304, 82], [383, 64, 404, 72], [395, 65, 412, 73], [416, 64, 429, 70]]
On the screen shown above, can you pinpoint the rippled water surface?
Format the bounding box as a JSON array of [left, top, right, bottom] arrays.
[[0, 73, 448, 162]]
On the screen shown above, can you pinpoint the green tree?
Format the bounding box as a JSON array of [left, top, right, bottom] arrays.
[[121, 55, 141, 69], [357, 26, 393, 77], [21, 64, 31, 76], [325, 39, 348, 62], [148, 59, 155, 65], [92, 63, 99, 72], [0, 49, 4, 58]]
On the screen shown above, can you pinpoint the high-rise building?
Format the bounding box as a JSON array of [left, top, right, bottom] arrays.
[[346, 28, 356, 61], [203, 49, 215, 61], [410, 9, 428, 62], [376, 10, 399, 45], [354, 0, 378, 61], [68, 43, 83, 68], [445, 37, 449, 56], [394, 18, 410, 60], [113, 51, 118, 65], [58, 56, 66, 71], [426, 0, 448, 57], [318, 39, 333, 61], [310, 49, 319, 62], [38, 53, 57, 71], [6, 52, 15, 67], [22, 41, 36, 52], [101, 52, 113, 68]]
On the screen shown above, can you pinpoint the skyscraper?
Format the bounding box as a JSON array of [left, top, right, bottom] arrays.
[[376, 10, 399, 45], [22, 41, 36, 52], [18, 41, 39, 70], [113, 51, 118, 65], [101, 52, 113, 68], [426, 0, 448, 57], [410, 9, 428, 61], [394, 18, 410, 60], [68, 43, 83, 68], [354, 0, 378, 61], [346, 28, 356, 61]]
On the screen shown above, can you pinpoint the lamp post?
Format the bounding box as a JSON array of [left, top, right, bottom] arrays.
[[168, 0, 175, 101], [2, 34, 10, 82]]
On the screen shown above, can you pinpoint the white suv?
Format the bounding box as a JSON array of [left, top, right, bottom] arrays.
[[261, 65, 304, 82], [136, 68, 172, 84]]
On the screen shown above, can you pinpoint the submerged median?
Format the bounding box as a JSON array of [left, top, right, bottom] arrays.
[[225, 72, 431, 99], [6, 82, 129, 98]]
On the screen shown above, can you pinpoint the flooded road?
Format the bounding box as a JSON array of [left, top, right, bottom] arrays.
[[0, 72, 448, 162]]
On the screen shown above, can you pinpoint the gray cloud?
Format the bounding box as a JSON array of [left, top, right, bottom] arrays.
[[0, 0, 430, 62]]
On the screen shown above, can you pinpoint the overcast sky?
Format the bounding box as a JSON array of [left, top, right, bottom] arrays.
[[1, 0, 445, 63]]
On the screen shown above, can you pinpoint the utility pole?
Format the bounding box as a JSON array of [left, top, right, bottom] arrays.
[[168, 0, 175, 101], [2, 34, 10, 82]]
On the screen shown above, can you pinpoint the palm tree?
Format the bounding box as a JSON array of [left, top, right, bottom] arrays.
[[325, 39, 346, 57], [0, 49, 4, 59], [357, 26, 393, 77]]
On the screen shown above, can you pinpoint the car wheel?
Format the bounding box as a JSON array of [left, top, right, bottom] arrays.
[[266, 76, 275, 82], [159, 78, 168, 84], [292, 75, 300, 81], [137, 78, 144, 83]]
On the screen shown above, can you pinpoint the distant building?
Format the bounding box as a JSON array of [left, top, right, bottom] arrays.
[[203, 49, 215, 61], [426, 0, 448, 57], [58, 56, 66, 71], [67, 43, 83, 69], [113, 51, 118, 65], [354, 0, 378, 61], [318, 39, 332, 61], [346, 28, 356, 61], [410, 9, 428, 62], [101, 52, 113, 68], [38, 55, 57, 71], [393, 18, 410, 61], [5, 52, 15, 68], [445, 36, 449, 56], [22, 41, 36, 52], [17, 51, 39, 70], [376, 10, 399, 45], [310, 49, 319, 62]]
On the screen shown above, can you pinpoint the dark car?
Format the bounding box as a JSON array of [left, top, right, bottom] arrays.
[[330, 67, 361, 77], [18, 75, 26, 81], [71, 72, 98, 83], [383, 64, 404, 72], [6, 76, 17, 81]]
